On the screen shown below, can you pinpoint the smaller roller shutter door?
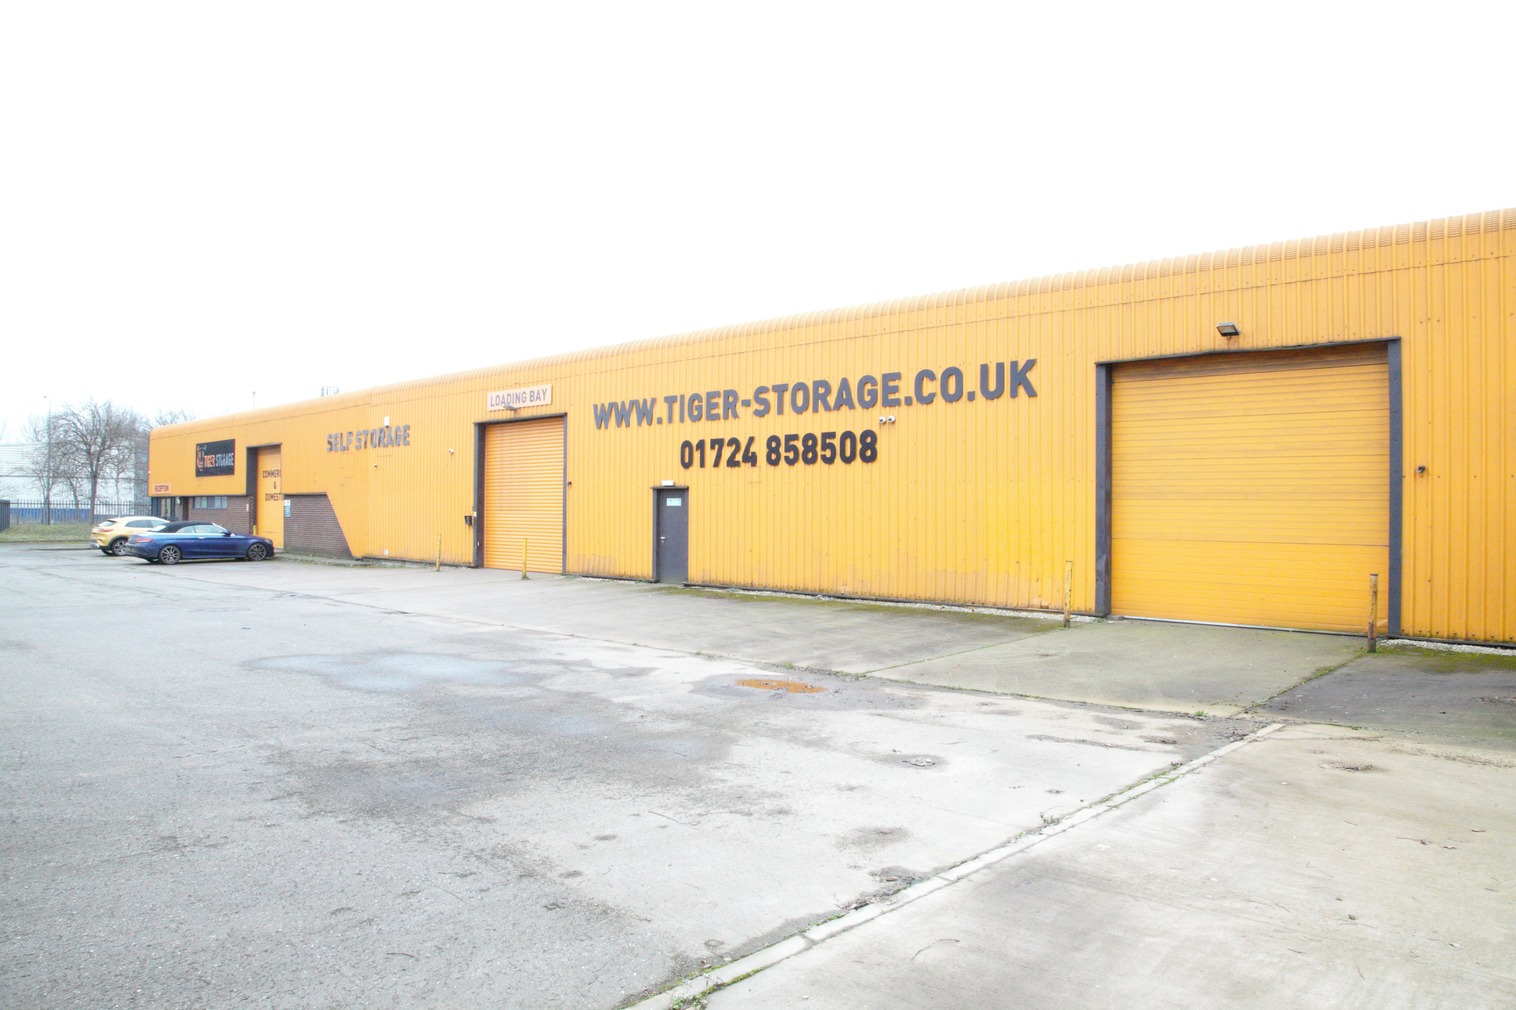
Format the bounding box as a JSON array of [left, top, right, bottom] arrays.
[[256, 446, 283, 548], [1111, 345, 1389, 632], [484, 418, 564, 573]]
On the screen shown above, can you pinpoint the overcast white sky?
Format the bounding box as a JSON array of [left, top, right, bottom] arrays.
[[2, 1, 1510, 439]]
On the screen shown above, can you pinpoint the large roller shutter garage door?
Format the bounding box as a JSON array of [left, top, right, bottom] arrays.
[[1111, 345, 1389, 632], [484, 418, 564, 573]]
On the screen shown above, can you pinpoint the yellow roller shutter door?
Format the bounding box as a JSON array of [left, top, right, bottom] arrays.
[[484, 418, 564, 573], [256, 446, 283, 548], [1111, 346, 1389, 632]]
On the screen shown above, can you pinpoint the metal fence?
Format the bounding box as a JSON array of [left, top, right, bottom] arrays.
[[0, 499, 157, 525]]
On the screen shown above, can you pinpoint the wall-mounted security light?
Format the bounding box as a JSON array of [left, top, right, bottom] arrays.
[[1216, 322, 1241, 338]]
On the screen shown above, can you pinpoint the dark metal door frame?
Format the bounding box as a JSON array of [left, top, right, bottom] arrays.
[[653, 487, 689, 584], [1094, 339, 1402, 634]]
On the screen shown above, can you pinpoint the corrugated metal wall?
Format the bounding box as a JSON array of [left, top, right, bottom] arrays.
[[148, 209, 1516, 643]]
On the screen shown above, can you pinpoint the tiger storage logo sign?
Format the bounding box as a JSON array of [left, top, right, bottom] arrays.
[[591, 361, 1037, 429], [195, 439, 236, 477]]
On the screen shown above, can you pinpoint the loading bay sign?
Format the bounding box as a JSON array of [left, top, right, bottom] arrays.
[[488, 384, 552, 412]]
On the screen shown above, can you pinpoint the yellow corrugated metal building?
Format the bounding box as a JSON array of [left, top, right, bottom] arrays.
[[149, 209, 1516, 645]]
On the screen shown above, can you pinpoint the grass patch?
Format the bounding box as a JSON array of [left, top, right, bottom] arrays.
[[0, 522, 92, 543], [1377, 642, 1516, 672]]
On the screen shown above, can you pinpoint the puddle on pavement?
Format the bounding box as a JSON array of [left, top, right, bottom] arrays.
[[735, 677, 824, 694]]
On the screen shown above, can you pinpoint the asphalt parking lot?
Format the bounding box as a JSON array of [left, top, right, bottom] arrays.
[[2, 545, 1512, 1009]]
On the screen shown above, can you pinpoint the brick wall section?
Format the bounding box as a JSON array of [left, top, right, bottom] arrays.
[[186, 496, 253, 534], [286, 494, 352, 558]]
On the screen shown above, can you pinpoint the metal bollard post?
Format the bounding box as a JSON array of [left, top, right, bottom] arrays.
[[522, 538, 529, 580], [1063, 560, 1073, 628], [1367, 573, 1379, 653]]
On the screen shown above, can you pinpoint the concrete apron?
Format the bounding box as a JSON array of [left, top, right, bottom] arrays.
[[42, 557, 1510, 1007], [633, 723, 1286, 1010], [173, 564, 1373, 717], [4, 550, 1274, 1009], [874, 618, 1368, 717], [688, 722, 1516, 1010]]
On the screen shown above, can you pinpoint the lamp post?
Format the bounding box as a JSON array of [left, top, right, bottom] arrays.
[[43, 395, 53, 526]]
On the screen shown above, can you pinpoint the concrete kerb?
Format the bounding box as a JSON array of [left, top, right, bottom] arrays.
[[627, 722, 1288, 1010], [274, 550, 429, 569], [1382, 636, 1516, 657]]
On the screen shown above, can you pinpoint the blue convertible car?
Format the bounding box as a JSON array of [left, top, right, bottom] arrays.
[[125, 521, 275, 564]]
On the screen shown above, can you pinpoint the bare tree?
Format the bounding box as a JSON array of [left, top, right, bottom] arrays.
[[22, 413, 77, 523], [21, 403, 191, 522], [47, 399, 145, 523], [150, 408, 196, 427], [59, 472, 86, 510]]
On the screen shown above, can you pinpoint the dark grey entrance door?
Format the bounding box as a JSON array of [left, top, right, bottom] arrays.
[[655, 489, 688, 584]]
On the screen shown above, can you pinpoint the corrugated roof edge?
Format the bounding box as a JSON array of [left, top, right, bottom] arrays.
[[449, 206, 1516, 363], [155, 207, 1516, 429], [420, 206, 1516, 367]]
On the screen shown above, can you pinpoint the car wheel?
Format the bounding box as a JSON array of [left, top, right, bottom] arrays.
[[109, 538, 130, 556], [159, 545, 182, 565], [246, 542, 269, 561]]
